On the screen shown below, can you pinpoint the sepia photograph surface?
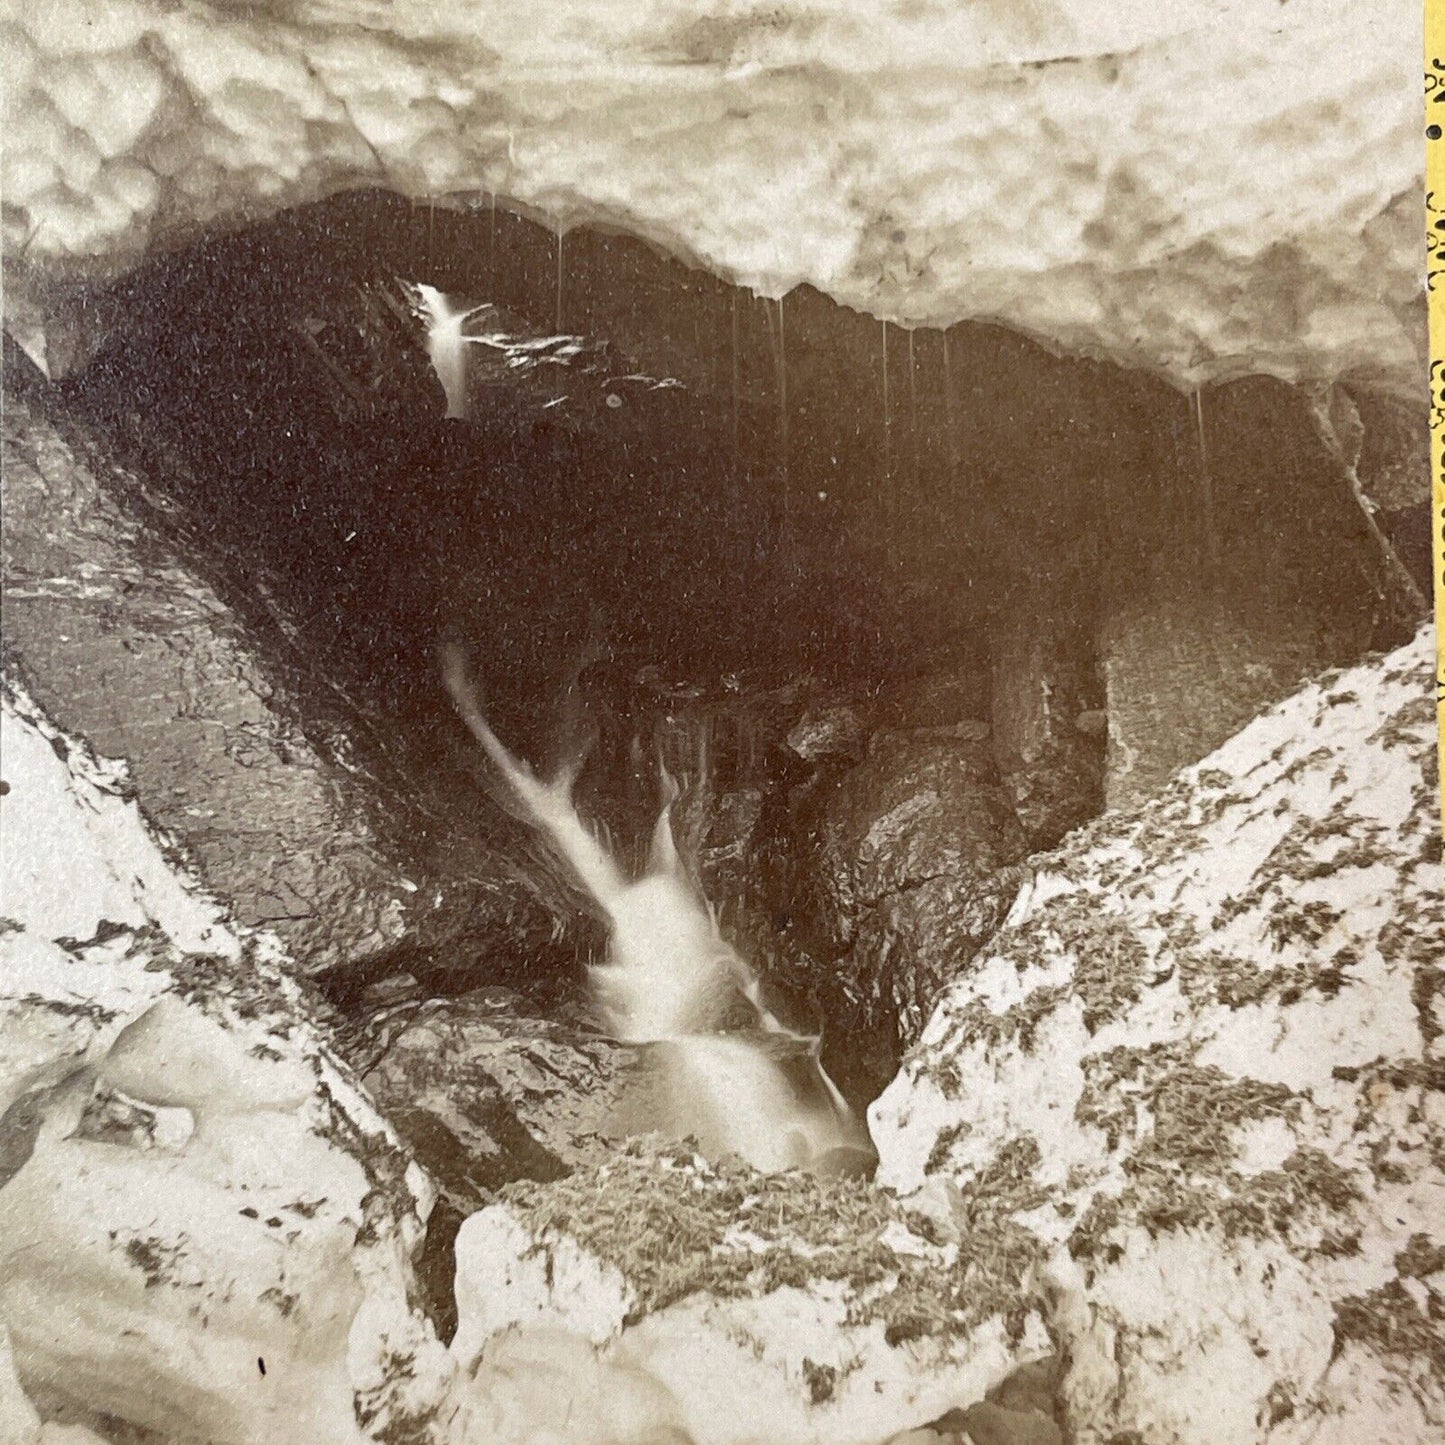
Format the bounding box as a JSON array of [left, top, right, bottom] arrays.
[[0, 2, 1440, 1442]]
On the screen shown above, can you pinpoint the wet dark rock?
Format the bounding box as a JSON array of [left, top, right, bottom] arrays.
[[989, 612, 1106, 852], [341, 988, 626, 1217], [759, 729, 1030, 1097], [2, 353, 405, 968], [696, 786, 767, 901], [341, 983, 629, 1340], [801, 734, 1025, 951], [2, 340, 575, 983], [50, 211, 993, 1010], [996, 738, 1102, 853], [984, 1356, 1061, 1418], [727, 656, 1093, 1097], [872, 669, 992, 732], [886, 1357, 1063, 1445], [786, 705, 868, 765]]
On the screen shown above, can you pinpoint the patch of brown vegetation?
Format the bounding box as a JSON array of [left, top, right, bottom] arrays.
[[1334, 1279, 1445, 1385], [1366, 694, 1436, 753], [501, 1139, 1048, 1346], [1067, 1045, 1360, 1261], [951, 985, 1069, 1057], [1070, 1146, 1362, 1263], [1214, 806, 1395, 942], [1396, 1234, 1445, 1280]]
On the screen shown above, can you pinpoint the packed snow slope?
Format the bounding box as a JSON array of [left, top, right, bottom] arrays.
[[0, 675, 449, 1444], [871, 624, 1445, 1444], [1, 0, 1423, 392]]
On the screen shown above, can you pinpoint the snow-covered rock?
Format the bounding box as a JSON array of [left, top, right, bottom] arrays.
[[870, 626, 1445, 1444], [0, 0, 1422, 393], [450, 1142, 1058, 1445], [0, 678, 448, 1443]]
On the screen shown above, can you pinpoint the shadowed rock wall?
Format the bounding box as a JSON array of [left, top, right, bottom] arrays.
[[1, 336, 581, 980]]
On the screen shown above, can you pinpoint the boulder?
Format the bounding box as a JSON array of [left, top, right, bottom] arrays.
[[349, 989, 624, 1216], [764, 726, 1030, 1094]]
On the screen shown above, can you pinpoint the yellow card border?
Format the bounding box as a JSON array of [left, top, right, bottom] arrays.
[[1431, 1, 1445, 835]]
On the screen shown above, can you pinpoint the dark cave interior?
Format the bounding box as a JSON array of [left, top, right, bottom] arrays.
[[19, 186, 1427, 1105]]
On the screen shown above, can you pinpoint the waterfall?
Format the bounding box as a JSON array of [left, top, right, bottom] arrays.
[[414, 284, 493, 419], [442, 648, 873, 1176]]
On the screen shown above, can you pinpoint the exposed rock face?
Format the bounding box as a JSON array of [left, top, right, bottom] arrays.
[[871, 626, 1444, 1445], [348, 990, 624, 1217], [1101, 587, 1376, 810], [1, 339, 574, 981], [989, 610, 1105, 852], [795, 733, 1029, 1042], [11, 181, 1420, 837], [751, 680, 1036, 1097], [1096, 378, 1391, 810], [2, 358, 409, 969], [0, 679, 447, 1444], [1, 0, 1422, 395]]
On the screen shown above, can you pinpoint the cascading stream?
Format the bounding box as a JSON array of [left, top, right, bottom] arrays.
[[415, 283, 495, 418], [442, 645, 874, 1176]]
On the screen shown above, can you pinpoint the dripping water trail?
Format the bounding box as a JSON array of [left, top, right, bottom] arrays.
[[555, 229, 564, 334], [881, 319, 895, 568], [907, 327, 919, 531], [730, 292, 741, 486], [1192, 388, 1221, 567], [942, 329, 961, 475], [777, 296, 790, 542]]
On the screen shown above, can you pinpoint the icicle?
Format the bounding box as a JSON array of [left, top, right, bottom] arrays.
[[882, 319, 894, 564], [777, 296, 789, 536], [942, 329, 959, 472], [907, 327, 919, 497], [730, 292, 741, 482], [881, 319, 891, 458], [1193, 388, 1221, 566], [555, 228, 564, 334]]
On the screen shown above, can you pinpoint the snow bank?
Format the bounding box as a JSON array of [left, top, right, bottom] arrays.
[[0, 678, 446, 1443], [871, 626, 1445, 1443], [0, 0, 1422, 391]]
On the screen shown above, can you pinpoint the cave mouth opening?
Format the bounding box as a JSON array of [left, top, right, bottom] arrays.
[[30, 186, 1418, 1111]]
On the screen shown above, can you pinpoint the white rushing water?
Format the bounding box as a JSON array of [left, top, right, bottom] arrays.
[[414, 284, 495, 418], [442, 647, 873, 1175]]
